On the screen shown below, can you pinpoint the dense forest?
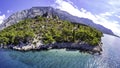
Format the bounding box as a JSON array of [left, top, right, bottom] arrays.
[[0, 16, 103, 47]]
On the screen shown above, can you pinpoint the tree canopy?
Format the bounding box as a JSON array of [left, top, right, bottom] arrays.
[[0, 16, 103, 46]]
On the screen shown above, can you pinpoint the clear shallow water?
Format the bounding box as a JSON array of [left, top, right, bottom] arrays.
[[0, 34, 120, 68]]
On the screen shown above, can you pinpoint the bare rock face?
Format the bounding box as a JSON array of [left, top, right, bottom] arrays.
[[0, 7, 115, 36], [0, 7, 55, 30]]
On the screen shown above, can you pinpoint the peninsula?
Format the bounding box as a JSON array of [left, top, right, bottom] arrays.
[[0, 7, 103, 54]]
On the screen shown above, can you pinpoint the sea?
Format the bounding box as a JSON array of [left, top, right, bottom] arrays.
[[0, 34, 120, 68]]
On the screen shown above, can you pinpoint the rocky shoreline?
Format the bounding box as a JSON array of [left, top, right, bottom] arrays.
[[0, 41, 103, 55]]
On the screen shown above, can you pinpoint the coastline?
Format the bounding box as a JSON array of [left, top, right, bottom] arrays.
[[0, 41, 103, 55]]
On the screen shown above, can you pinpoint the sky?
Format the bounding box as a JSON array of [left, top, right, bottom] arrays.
[[0, 0, 120, 36]]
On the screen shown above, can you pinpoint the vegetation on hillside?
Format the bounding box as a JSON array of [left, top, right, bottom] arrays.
[[0, 16, 103, 46]]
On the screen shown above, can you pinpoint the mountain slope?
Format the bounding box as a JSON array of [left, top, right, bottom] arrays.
[[0, 6, 115, 36], [0, 16, 103, 46]]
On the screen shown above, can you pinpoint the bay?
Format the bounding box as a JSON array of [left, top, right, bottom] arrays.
[[0, 34, 120, 68]]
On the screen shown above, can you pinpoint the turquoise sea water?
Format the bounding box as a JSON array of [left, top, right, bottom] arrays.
[[0, 34, 120, 68]]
